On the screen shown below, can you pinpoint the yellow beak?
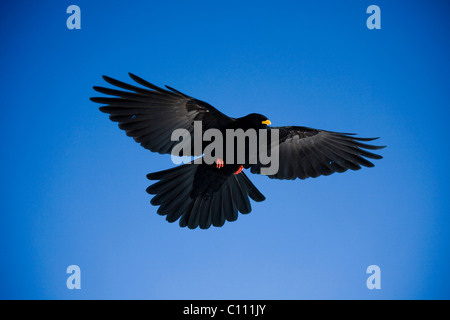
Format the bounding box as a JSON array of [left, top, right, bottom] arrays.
[[262, 119, 271, 125]]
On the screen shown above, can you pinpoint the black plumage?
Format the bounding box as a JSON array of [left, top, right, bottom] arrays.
[[91, 73, 385, 229]]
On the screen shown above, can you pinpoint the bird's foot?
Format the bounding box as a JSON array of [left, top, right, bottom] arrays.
[[216, 158, 224, 169], [234, 165, 243, 175]]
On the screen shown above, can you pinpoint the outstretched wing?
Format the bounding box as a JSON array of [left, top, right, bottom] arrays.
[[250, 126, 385, 180], [90, 73, 233, 155]]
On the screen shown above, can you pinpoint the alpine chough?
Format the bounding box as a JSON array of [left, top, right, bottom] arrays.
[[91, 73, 385, 229]]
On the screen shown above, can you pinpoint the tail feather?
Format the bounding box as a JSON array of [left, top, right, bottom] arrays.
[[237, 173, 266, 202], [146, 164, 266, 229]]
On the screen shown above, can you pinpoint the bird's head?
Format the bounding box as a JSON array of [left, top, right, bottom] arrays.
[[242, 113, 271, 129]]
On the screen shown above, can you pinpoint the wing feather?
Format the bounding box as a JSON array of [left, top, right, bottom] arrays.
[[252, 126, 385, 180], [91, 73, 233, 155]]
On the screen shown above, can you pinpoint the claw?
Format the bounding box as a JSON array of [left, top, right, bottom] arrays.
[[216, 158, 224, 169], [234, 165, 243, 175]]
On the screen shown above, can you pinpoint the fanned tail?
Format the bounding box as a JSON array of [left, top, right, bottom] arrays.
[[147, 164, 265, 229]]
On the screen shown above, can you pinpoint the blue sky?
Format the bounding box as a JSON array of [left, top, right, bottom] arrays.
[[1, 0, 449, 299]]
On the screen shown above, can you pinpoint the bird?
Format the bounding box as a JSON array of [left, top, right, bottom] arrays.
[[90, 73, 385, 229]]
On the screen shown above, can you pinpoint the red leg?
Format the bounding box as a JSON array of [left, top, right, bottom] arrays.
[[216, 158, 224, 169], [234, 165, 244, 175]]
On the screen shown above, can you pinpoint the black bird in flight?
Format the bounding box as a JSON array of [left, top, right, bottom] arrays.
[[91, 73, 385, 229]]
